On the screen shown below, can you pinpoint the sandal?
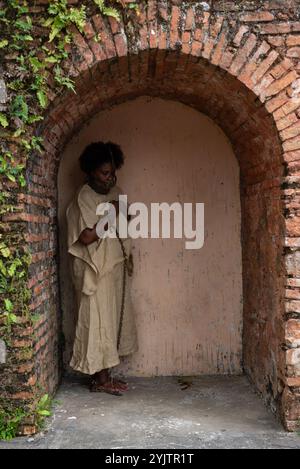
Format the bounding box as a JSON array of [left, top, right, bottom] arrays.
[[110, 377, 129, 391], [90, 379, 123, 396]]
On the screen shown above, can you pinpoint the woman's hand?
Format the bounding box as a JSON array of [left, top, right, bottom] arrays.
[[78, 225, 99, 245]]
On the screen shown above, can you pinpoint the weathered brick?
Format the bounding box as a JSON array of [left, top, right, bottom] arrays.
[[267, 35, 285, 47], [270, 58, 293, 80], [283, 136, 300, 152], [82, 21, 96, 40], [230, 34, 257, 76], [114, 33, 128, 56], [69, 25, 94, 67], [287, 278, 300, 288], [281, 121, 300, 140], [184, 7, 194, 31], [264, 71, 298, 98], [282, 387, 300, 423], [92, 14, 116, 58], [233, 25, 249, 46], [287, 35, 300, 46], [284, 150, 300, 162], [240, 12, 275, 22], [251, 50, 279, 84], [286, 319, 300, 347], [16, 363, 34, 374], [286, 251, 300, 276], [274, 97, 300, 120], [286, 348, 300, 365], [277, 113, 299, 131], [170, 5, 181, 49], [11, 392, 35, 400], [238, 40, 271, 86], [262, 91, 285, 112], [286, 377, 300, 387], [287, 48, 300, 60], [211, 30, 227, 66], [253, 73, 274, 97], [108, 16, 122, 35], [259, 22, 300, 35], [202, 17, 224, 60]]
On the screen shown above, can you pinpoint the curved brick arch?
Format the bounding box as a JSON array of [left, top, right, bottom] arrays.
[[8, 1, 300, 433]]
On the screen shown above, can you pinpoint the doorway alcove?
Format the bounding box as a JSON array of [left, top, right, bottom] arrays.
[[25, 50, 288, 426], [58, 96, 243, 377]]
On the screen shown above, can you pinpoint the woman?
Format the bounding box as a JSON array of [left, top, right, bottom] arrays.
[[66, 141, 138, 396]]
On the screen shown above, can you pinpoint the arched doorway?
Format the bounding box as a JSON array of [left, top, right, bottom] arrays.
[[24, 45, 292, 426]]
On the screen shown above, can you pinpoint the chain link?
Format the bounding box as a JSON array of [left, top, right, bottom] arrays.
[[116, 229, 128, 350]]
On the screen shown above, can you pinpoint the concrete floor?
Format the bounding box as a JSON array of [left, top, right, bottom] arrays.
[[1, 375, 300, 449]]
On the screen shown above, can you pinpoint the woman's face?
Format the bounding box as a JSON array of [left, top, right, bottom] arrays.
[[91, 162, 116, 190]]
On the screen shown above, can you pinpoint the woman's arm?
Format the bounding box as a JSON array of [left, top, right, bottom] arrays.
[[78, 225, 99, 246], [79, 200, 123, 245]]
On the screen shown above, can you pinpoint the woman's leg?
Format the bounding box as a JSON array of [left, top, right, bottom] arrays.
[[93, 368, 109, 385]]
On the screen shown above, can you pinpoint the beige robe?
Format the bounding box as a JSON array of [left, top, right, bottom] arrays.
[[66, 183, 138, 375]]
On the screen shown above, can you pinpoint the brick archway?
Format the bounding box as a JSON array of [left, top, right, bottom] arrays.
[[5, 2, 300, 432]]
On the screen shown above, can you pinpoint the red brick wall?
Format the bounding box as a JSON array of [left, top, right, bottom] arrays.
[[1, 0, 300, 432]]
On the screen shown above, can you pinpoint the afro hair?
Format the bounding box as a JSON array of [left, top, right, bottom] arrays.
[[79, 141, 125, 175]]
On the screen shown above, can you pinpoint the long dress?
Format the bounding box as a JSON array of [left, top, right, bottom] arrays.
[[66, 182, 138, 375]]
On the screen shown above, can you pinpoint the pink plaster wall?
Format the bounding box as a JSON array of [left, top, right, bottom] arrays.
[[58, 96, 243, 376]]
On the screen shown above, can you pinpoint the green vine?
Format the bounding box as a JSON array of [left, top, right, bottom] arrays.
[[0, 0, 127, 340], [0, 0, 137, 439], [0, 406, 26, 441], [0, 393, 53, 440]]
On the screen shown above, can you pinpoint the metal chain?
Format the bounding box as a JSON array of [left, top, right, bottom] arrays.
[[116, 228, 128, 351]]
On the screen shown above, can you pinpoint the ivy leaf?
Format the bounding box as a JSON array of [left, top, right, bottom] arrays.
[[0, 113, 9, 128], [93, 0, 120, 21], [101, 7, 120, 21], [48, 2, 61, 15], [8, 263, 17, 277], [0, 39, 8, 48], [49, 26, 61, 43], [49, 18, 65, 42], [4, 298, 13, 312], [13, 128, 25, 138], [45, 56, 59, 64], [10, 96, 29, 122], [0, 245, 11, 258], [38, 394, 49, 408], [69, 6, 86, 32], [27, 114, 44, 124], [37, 410, 51, 416], [128, 3, 138, 9], [94, 0, 105, 9], [4, 312, 18, 325], [29, 57, 44, 72], [18, 174, 26, 188], [6, 173, 16, 183], [15, 16, 33, 32], [0, 260, 7, 276], [8, 313, 18, 324], [21, 139, 31, 150], [37, 90, 48, 109]]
